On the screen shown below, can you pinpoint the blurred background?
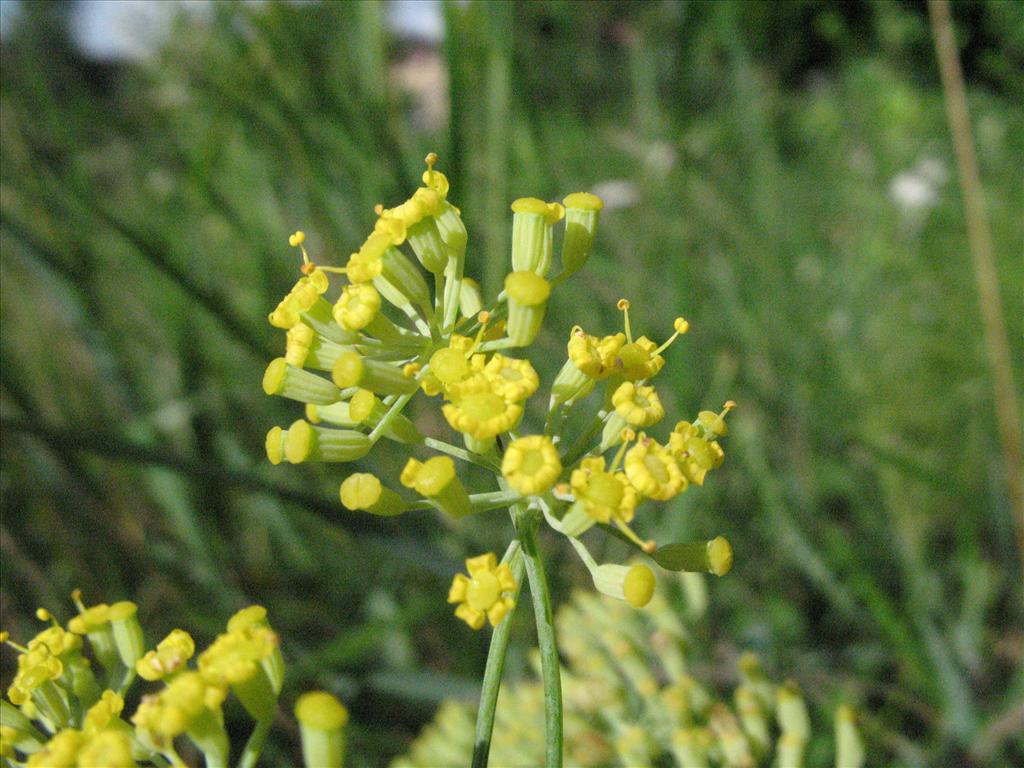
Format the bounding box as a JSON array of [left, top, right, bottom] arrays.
[[1, 0, 1022, 765]]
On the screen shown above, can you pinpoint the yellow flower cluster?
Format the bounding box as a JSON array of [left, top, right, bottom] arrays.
[[396, 579, 866, 768], [262, 154, 734, 629], [1, 596, 345, 768]]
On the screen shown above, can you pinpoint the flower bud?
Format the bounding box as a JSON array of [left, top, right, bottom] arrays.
[[331, 351, 418, 395], [592, 564, 656, 607], [283, 420, 372, 464], [264, 358, 343, 405], [835, 705, 865, 768], [400, 457, 472, 518], [108, 601, 145, 672], [295, 691, 348, 768], [510, 198, 563, 276], [340, 474, 408, 516], [561, 192, 603, 276], [458, 277, 484, 318], [504, 271, 551, 347]]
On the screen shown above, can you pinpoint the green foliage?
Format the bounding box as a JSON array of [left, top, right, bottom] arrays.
[[2, 1, 1021, 765]]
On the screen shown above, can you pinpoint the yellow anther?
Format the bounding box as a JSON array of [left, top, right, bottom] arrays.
[[35, 609, 51, 622], [289, 231, 306, 247], [403, 362, 421, 377], [621, 428, 637, 442], [373, 203, 384, 216], [654, 316, 691, 355], [477, 311, 490, 324], [617, 299, 633, 342], [425, 152, 438, 170]]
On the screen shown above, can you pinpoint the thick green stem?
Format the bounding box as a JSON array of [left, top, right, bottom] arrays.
[[515, 505, 563, 767], [471, 542, 524, 768]]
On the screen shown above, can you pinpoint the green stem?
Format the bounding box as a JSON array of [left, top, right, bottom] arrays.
[[514, 505, 563, 767], [471, 542, 524, 768], [236, 715, 273, 768], [405, 490, 522, 514], [424, 437, 502, 472], [560, 410, 609, 468], [478, 338, 519, 352], [367, 391, 416, 443]]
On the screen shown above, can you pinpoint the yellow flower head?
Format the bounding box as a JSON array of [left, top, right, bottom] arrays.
[[400, 456, 457, 497], [27, 624, 81, 656], [333, 282, 381, 331], [697, 400, 736, 438], [612, 382, 665, 427], [484, 355, 539, 403], [136, 629, 195, 681], [345, 231, 389, 283], [198, 625, 278, 686], [26, 729, 84, 768], [624, 434, 687, 501], [668, 423, 722, 486], [83, 690, 125, 734], [501, 436, 562, 496], [426, 341, 487, 398], [613, 336, 664, 381], [442, 385, 522, 440], [268, 271, 330, 329], [132, 671, 227, 742], [447, 553, 518, 630], [67, 602, 111, 635], [609, 302, 691, 381], [8, 652, 62, 705], [76, 730, 135, 768], [567, 327, 625, 380], [570, 457, 639, 524]]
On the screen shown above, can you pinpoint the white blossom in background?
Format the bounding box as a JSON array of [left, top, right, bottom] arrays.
[[889, 156, 948, 230]]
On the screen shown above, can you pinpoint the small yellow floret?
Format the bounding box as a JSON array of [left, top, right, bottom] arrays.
[[77, 730, 134, 768], [333, 282, 381, 331], [501, 436, 562, 496], [442, 388, 522, 440], [198, 624, 278, 686], [612, 382, 665, 427], [567, 327, 625, 380], [400, 457, 456, 497], [136, 629, 195, 681], [570, 457, 639, 524], [483, 355, 539, 402], [83, 690, 124, 733], [447, 553, 518, 630], [26, 729, 84, 768], [624, 435, 687, 500]]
